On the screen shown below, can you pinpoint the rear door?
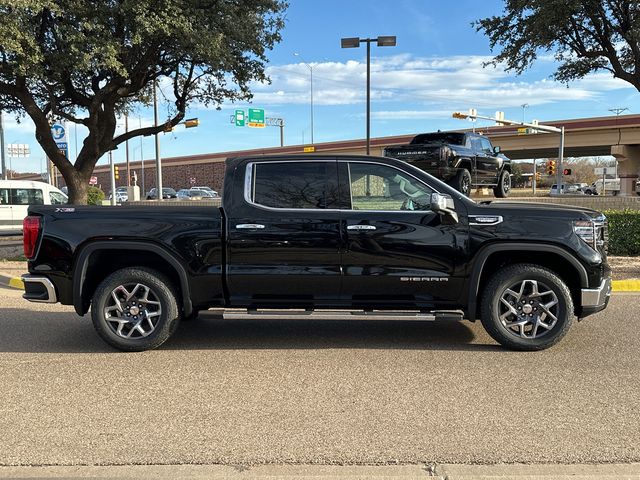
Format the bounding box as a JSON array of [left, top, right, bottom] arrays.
[[226, 159, 346, 307], [339, 160, 464, 309], [475, 136, 500, 184]]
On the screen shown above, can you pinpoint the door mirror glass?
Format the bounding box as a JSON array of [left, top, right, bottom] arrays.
[[493, 145, 501, 154]]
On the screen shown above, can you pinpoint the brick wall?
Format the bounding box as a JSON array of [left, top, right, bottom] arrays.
[[64, 160, 227, 196]]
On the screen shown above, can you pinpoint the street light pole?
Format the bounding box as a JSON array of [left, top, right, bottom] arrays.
[[294, 53, 314, 144], [153, 81, 163, 201], [341, 35, 396, 155]]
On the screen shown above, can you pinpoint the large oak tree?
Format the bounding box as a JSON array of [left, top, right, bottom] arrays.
[[0, 0, 287, 203], [476, 0, 640, 90]]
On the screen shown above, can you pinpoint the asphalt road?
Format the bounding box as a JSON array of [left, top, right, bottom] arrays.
[[0, 286, 638, 467]]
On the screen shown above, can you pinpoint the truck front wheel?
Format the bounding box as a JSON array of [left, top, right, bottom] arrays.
[[452, 168, 472, 196], [480, 264, 574, 351], [493, 170, 511, 198], [91, 267, 181, 351]]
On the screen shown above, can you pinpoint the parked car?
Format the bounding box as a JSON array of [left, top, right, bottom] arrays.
[[146, 187, 177, 200], [0, 179, 67, 234], [190, 186, 219, 197], [550, 183, 583, 195], [176, 189, 215, 200], [384, 131, 511, 197], [22, 154, 610, 352], [108, 186, 129, 202]]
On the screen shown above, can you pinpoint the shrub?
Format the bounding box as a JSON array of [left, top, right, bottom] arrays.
[[603, 209, 640, 256], [87, 186, 105, 206]]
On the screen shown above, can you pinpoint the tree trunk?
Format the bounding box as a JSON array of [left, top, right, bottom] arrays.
[[66, 172, 90, 205]]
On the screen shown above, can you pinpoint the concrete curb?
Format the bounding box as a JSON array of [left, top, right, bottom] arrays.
[[0, 272, 23, 290], [0, 463, 638, 479]]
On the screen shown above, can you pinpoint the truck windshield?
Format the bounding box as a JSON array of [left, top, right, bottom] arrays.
[[410, 133, 466, 145]]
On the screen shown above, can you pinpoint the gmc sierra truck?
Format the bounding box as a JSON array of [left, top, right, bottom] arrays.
[[384, 131, 511, 197], [22, 154, 610, 352]]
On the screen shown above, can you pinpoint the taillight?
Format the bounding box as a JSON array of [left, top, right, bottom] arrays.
[[23, 216, 41, 259]]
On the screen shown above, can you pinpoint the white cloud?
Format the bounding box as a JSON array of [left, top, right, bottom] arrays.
[[236, 53, 633, 110]]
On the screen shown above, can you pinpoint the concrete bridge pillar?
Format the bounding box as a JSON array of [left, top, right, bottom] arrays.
[[611, 145, 640, 196]]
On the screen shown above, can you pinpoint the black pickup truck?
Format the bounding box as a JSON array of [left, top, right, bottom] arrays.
[[384, 131, 511, 197], [22, 154, 610, 352]]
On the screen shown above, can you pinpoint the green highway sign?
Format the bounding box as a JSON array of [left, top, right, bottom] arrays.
[[235, 110, 245, 127], [248, 108, 265, 128]]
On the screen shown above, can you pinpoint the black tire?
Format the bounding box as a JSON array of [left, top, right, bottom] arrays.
[[91, 267, 180, 352], [452, 168, 472, 196], [480, 264, 574, 351], [493, 170, 511, 198]]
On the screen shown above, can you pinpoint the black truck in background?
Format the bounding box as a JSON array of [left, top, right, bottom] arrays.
[[22, 154, 610, 352], [384, 132, 511, 198]]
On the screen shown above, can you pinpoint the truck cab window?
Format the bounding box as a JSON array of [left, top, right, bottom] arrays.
[[252, 161, 339, 209], [348, 162, 433, 211], [0, 188, 8, 205], [49, 192, 68, 205]]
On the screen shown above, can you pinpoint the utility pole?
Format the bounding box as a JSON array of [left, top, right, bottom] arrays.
[[109, 151, 116, 206], [0, 111, 6, 180]]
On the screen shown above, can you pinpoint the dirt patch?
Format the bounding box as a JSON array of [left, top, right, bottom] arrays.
[[607, 256, 640, 280]]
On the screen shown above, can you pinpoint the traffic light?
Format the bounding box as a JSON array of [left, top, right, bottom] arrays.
[[184, 118, 200, 128], [563, 168, 572, 175], [535, 171, 541, 183], [114, 165, 120, 180], [452, 111, 468, 119], [547, 160, 556, 175]]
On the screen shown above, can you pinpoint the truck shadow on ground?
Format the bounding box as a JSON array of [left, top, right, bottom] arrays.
[[0, 308, 501, 353]]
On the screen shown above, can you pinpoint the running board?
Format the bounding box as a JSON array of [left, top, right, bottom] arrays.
[[219, 309, 464, 322]]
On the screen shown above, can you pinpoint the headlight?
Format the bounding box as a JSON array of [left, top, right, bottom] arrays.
[[573, 218, 607, 253]]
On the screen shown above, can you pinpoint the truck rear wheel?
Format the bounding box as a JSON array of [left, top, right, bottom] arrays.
[[480, 264, 574, 351], [452, 168, 472, 196], [91, 267, 180, 351], [493, 170, 511, 198]]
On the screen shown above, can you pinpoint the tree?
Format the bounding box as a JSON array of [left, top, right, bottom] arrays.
[[476, 0, 640, 90], [0, 1, 287, 204]]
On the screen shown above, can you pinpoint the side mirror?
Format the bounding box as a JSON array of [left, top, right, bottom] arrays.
[[493, 145, 501, 154], [430, 193, 458, 223]]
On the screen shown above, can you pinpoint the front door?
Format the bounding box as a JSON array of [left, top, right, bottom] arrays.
[[339, 161, 465, 310], [226, 159, 345, 307], [0, 186, 12, 232]]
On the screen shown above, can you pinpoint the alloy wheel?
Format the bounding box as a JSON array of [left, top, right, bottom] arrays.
[[103, 282, 162, 339], [497, 279, 559, 339]]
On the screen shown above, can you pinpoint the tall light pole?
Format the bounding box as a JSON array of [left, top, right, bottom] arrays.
[[294, 53, 314, 144], [153, 81, 163, 201], [521, 103, 529, 124], [341, 35, 396, 155]]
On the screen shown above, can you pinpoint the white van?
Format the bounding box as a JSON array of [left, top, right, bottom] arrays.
[[0, 180, 68, 233]]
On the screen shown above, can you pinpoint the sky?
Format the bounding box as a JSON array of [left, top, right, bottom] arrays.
[[4, 0, 640, 174]]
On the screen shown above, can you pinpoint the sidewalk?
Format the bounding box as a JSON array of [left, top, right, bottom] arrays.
[[0, 463, 639, 479]]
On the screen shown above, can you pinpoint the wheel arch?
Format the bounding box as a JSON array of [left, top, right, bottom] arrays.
[[72, 241, 193, 317], [466, 243, 588, 320]]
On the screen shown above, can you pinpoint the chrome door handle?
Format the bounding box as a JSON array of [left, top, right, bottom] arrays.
[[236, 223, 265, 229], [347, 225, 376, 231]]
